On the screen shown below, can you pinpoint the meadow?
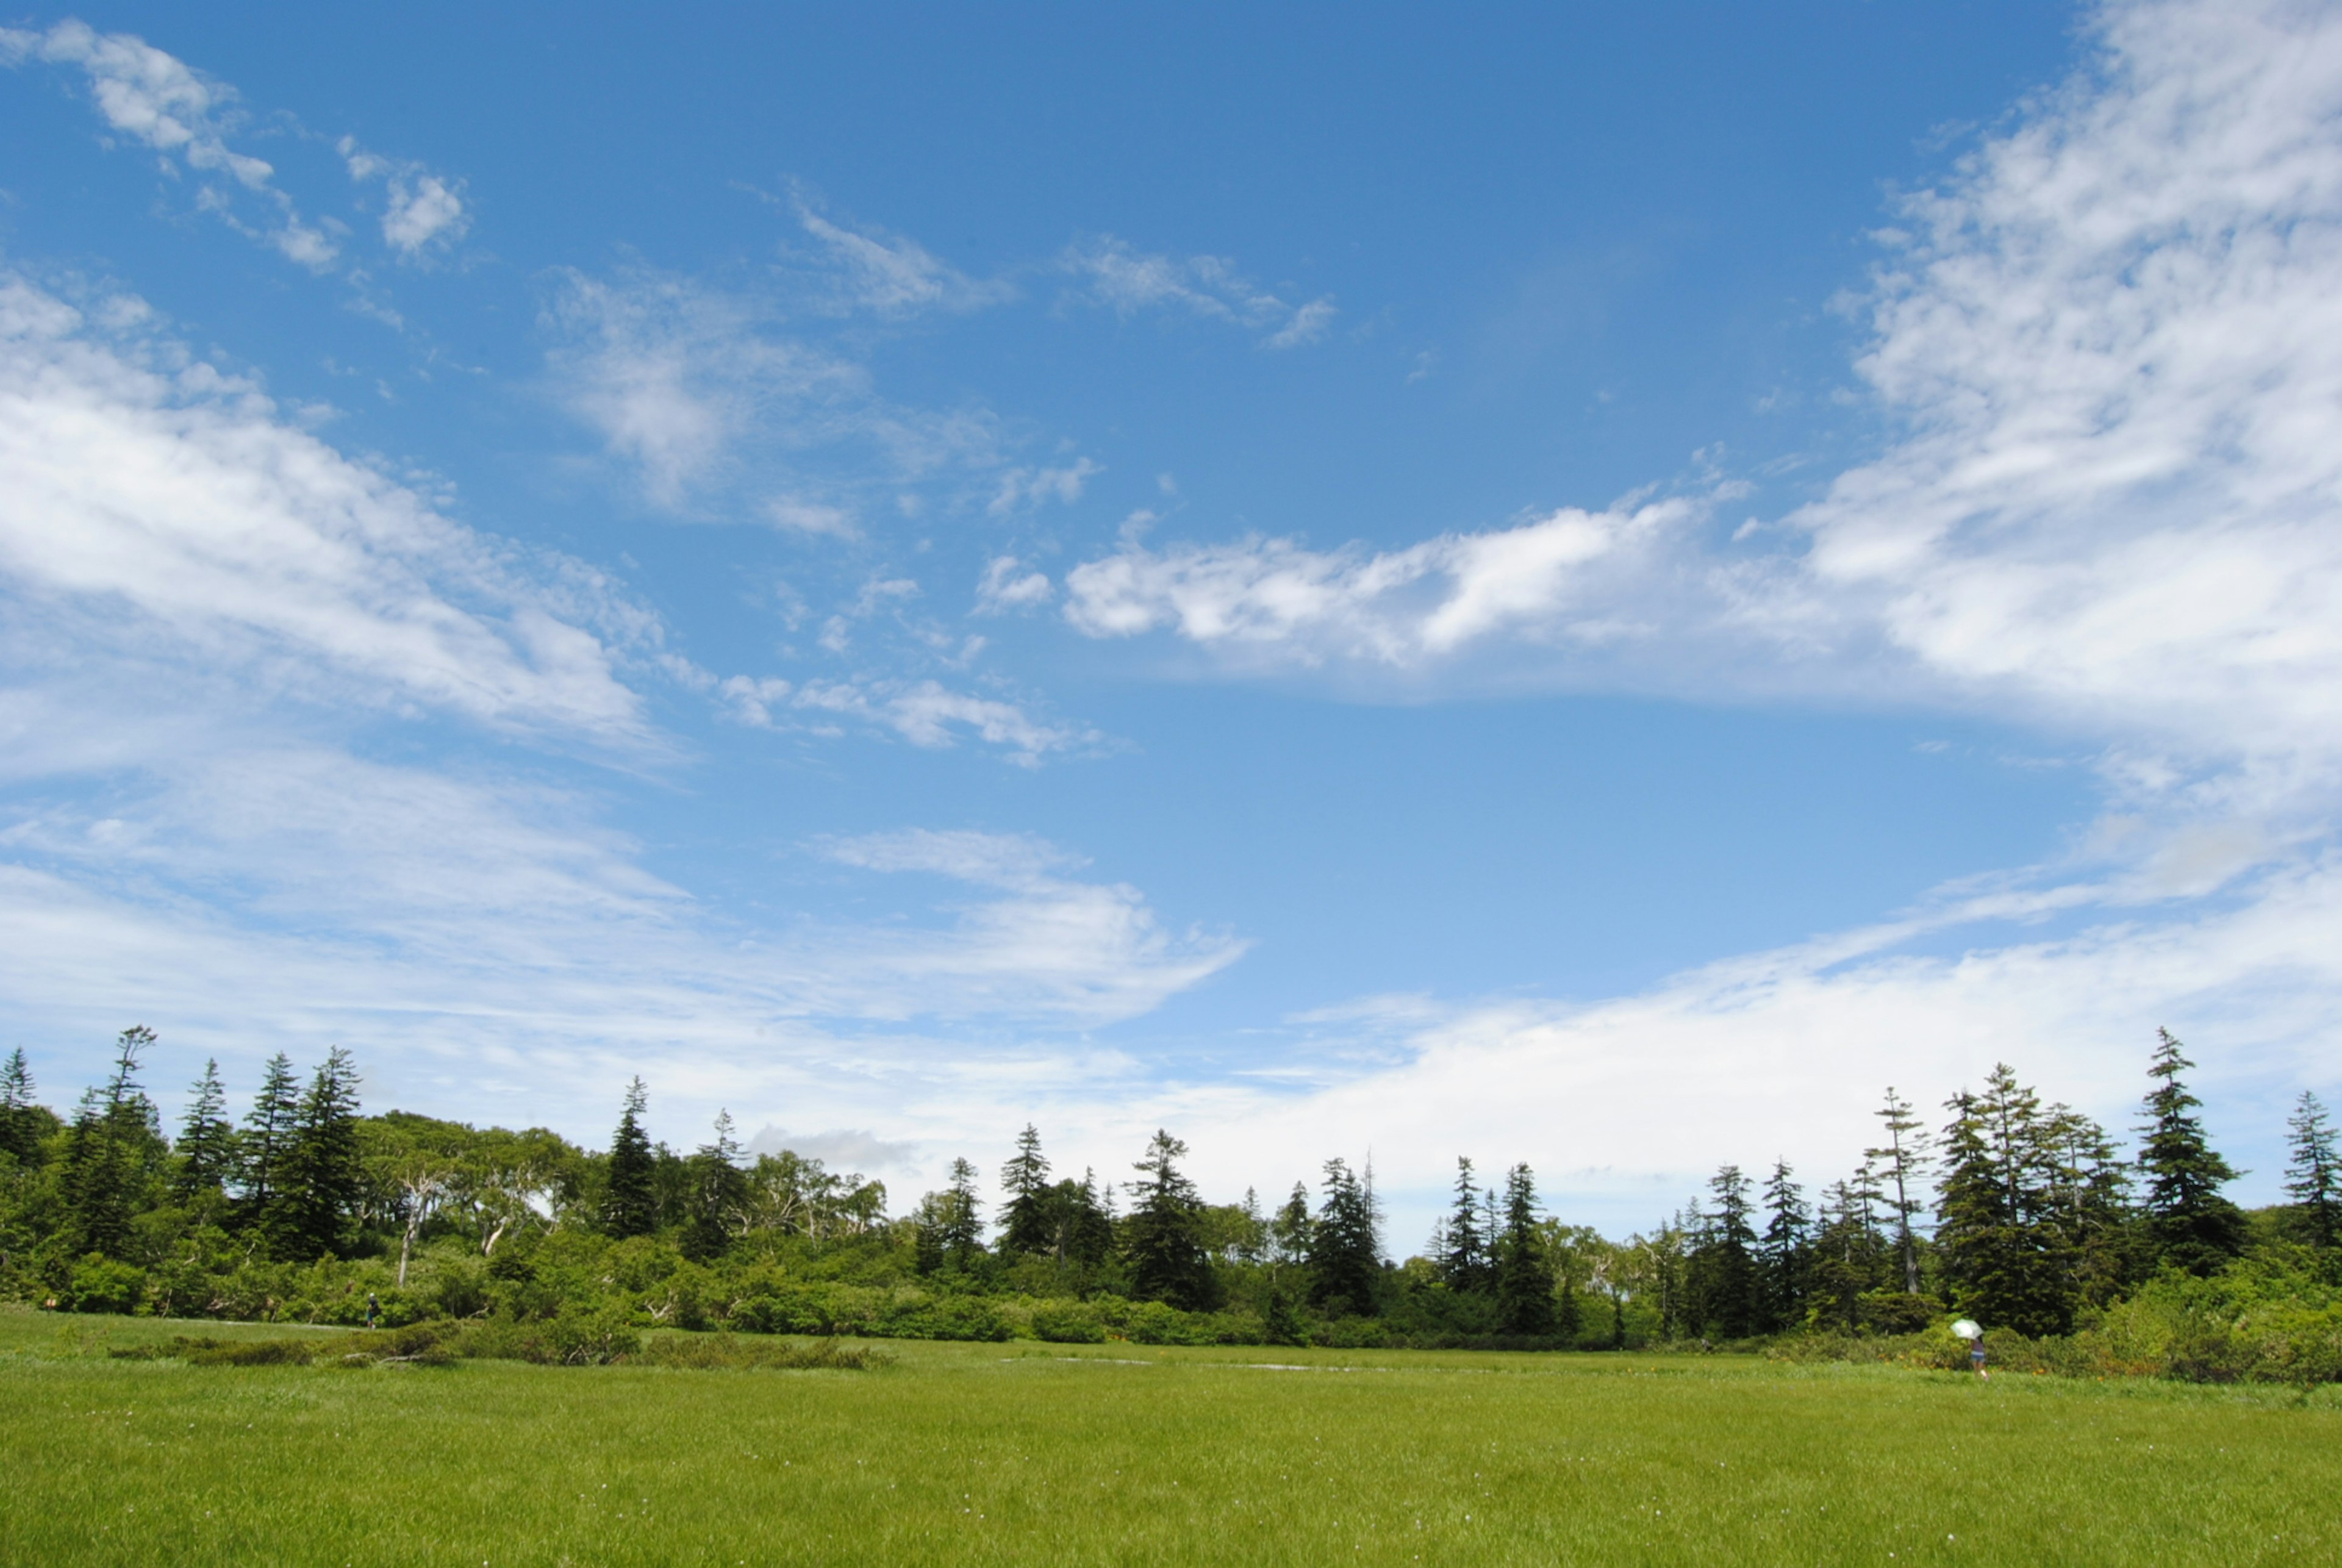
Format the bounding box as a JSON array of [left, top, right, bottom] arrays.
[[1, 1306, 2334, 1566]]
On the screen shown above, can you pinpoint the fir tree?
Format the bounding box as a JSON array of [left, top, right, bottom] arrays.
[[2136, 1029, 2246, 1275], [1758, 1159, 1811, 1333], [1270, 1181, 1314, 1267], [1441, 1156, 1491, 1292], [1057, 1169, 1117, 1266], [236, 1052, 301, 1233], [997, 1125, 1055, 1256], [603, 1077, 659, 1238], [1123, 1129, 1219, 1310], [1308, 1157, 1382, 1317], [1866, 1087, 1931, 1294], [0, 1046, 46, 1164], [275, 1047, 364, 1261], [1691, 1164, 1759, 1339], [1493, 1162, 1555, 1336], [680, 1109, 748, 1262], [1935, 1067, 2075, 1336], [2284, 1090, 2340, 1251], [939, 1156, 987, 1270], [62, 1026, 162, 1259], [171, 1059, 236, 1201]]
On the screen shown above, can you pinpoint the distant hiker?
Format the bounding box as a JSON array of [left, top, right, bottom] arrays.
[[365, 1292, 380, 1330], [1969, 1328, 1987, 1380]]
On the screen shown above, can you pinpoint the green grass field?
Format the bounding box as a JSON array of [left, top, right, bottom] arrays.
[[1, 1306, 2334, 1566]]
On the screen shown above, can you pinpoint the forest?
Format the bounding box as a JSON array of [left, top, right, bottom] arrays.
[[1, 1026, 2337, 1381]]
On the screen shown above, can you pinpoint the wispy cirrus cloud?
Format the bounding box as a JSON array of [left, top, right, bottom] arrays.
[[720, 671, 1092, 765], [1059, 235, 1337, 349], [790, 194, 1015, 317]]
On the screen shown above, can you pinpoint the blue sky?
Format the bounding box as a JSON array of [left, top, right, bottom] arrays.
[[4, 1, 2339, 1244]]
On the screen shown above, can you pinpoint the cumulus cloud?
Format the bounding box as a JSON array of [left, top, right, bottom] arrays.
[[0, 274, 650, 740], [340, 138, 470, 257], [1059, 236, 1337, 348], [975, 555, 1053, 613]]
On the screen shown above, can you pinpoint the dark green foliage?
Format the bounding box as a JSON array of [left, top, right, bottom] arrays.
[[1935, 1067, 2075, 1337], [603, 1077, 657, 1238], [62, 1026, 163, 1261], [1493, 1162, 1553, 1335], [0, 1047, 54, 1165], [1307, 1157, 1380, 1317], [237, 1052, 301, 1233], [939, 1156, 986, 1270], [1759, 1160, 1810, 1334], [171, 1059, 235, 1201], [1123, 1129, 1220, 1311], [1689, 1164, 1759, 1338], [2286, 1091, 2340, 1251], [680, 1111, 748, 1263], [997, 1125, 1054, 1255], [275, 1047, 365, 1261], [2137, 1030, 2247, 1275], [1441, 1156, 1490, 1292]]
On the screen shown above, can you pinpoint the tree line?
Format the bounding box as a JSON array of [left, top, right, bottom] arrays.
[[1, 1025, 2335, 1362]]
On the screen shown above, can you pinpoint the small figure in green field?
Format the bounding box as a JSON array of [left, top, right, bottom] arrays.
[[365, 1291, 379, 1330]]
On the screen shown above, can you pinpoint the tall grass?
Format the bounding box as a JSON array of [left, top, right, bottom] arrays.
[[2, 1306, 2334, 1566]]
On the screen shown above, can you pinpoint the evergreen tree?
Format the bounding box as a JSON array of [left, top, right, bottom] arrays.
[[1308, 1156, 1382, 1316], [1690, 1164, 1759, 1338], [1866, 1087, 1931, 1295], [680, 1109, 748, 1262], [236, 1052, 301, 1232], [2136, 1030, 2246, 1275], [2038, 1101, 2138, 1306], [1270, 1181, 1314, 1267], [1935, 1067, 2075, 1336], [1493, 1162, 1555, 1335], [62, 1026, 163, 1259], [1054, 1169, 1117, 1266], [1758, 1159, 1811, 1333], [171, 1059, 236, 1201], [1441, 1156, 1491, 1292], [603, 1077, 659, 1237], [939, 1156, 986, 1270], [275, 1047, 364, 1261], [997, 1125, 1055, 1256], [2284, 1090, 2340, 1251], [1123, 1129, 1219, 1310], [0, 1046, 49, 1164]]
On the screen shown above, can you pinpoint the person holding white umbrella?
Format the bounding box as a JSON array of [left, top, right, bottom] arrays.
[[1953, 1319, 1986, 1379]]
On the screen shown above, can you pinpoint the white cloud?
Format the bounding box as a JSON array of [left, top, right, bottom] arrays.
[[543, 268, 1003, 510], [340, 138, 470, 257], [793, 199, 1013, 316], [986, 457, 1101, 517], [6, 21, 337, 269], [1064, 496, 1704, 665], [1059, 236, 1337, 348], [0, 274, 650, 740], [764, 496, 858, 538], [976, 555, 1053, 613]]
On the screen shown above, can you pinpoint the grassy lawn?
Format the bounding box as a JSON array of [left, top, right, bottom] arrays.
[[1, 1306, 2334, 1566]]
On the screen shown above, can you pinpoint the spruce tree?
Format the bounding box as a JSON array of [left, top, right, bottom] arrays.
[[2136, 1029, 2246, 1275], [681, 1109, 748, 1262], [939, 1156, 986, 1270], [2285, 1090, 2340, 1251], [1866, 1087, 1931, 1294], [276, 1048, 364, 1261], [997, 1125, 1054, 1256], [1758, 1159, 1811, 1332], [1124, 1129, 1219, 1310], [1441, 1156, 1490, 1292], [62, 1026, 162, 1259], [1270, 1181, 1314, 1267], [1935, 1067, 2075, 1335], [171, 1059, 236, 1201], [1307, 1157, 1382, 1316], [236, 1052, 301, 1233], [1493, 1162, 1555, 1335], [1691, 1164, 1759, 1338], [0, 1046, 48, 1164], [603, 1077, 658, 1237]]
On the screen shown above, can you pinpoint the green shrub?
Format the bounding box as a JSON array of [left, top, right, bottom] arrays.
[[63, 1256, 146, 1316]]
